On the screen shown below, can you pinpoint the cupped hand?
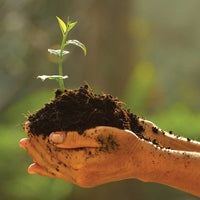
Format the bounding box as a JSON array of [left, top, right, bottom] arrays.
[[20, 122, 149, 187]]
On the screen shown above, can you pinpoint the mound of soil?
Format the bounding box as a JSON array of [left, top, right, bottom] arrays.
[[28, 85, 144, 137]]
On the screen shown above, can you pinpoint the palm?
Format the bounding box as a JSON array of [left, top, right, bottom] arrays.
[[20, 123, 142, 187]]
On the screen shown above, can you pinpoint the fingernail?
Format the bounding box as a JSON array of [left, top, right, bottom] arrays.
[[28, 163, 37, 174], [19, 138, 29, 149], [50, 133, 64, 144]]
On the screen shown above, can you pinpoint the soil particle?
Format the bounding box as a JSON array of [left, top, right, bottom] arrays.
[[96, 134, 119, 151], [152, 127, 158, 134], [107, 135, 119, 150], [97, 136, 105, 146], [152, 139, 159, 145], [187, 138, 191, 142], [28, 85, 144, 138]]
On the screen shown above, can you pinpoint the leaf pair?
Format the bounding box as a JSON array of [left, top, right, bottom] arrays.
[[48, 49, 70, 57], [56, 16, 77, 35], [48, 39, 86, 57]]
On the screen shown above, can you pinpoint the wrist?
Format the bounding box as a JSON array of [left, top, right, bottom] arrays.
[[128, 140, 200, 197], [128, 140, 160, 182]]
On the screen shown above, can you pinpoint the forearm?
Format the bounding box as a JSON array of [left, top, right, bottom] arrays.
[[134, 141, 200, 197], [139, 119, 200, 152]]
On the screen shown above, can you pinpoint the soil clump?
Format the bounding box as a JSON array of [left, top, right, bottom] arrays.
[[28, 85, 144, 137]]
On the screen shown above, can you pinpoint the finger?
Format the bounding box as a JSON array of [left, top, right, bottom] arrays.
[[24, 136, 74, 182], [138, 119, 200, 152], [24, 121, 31, 134], [29, 138, 76, 183], [49, 126, 136, 149], [29, 135, 65, 175], [20, 136, 58, 176], [49, 130, 103, 149], [22, 126, 62, 174], [19, 138, 30, 150], [28, 163, 55, 178]]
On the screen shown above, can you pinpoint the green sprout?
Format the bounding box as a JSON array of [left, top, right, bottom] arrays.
[[37, 16, 87, 93]]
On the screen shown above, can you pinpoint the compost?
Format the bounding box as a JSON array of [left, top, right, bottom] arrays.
[[28, 85, 144, 137]]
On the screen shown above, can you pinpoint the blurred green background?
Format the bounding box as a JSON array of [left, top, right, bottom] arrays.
[[0, 0, 200, 199]]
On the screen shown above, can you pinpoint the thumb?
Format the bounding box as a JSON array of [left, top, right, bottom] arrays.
[[49, 129, 103, 149]]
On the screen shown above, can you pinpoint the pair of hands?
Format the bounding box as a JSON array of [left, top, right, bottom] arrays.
[[20, 122, 148, 187], [20, 120, 200, 197]]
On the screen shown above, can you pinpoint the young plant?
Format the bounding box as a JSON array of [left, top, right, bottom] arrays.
[[38, 16, 87, 93]]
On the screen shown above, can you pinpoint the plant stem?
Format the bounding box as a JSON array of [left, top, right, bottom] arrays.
[[59, 33, 68, 92]]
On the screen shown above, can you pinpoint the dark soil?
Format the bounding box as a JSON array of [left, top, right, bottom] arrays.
[[152, 127, 158, 134], [28, 85, 144, 137]]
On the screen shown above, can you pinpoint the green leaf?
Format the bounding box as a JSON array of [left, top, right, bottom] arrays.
[[48, 49, 70, 57], [67, 21, 77, 32], [56, 16, 67, 35], [37, 75, 68, 82], [66, 40, 87, 55]]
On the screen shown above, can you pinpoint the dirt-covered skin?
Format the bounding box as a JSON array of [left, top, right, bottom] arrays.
[[28, 85, 144, 137], [21, 124, 200, 197]]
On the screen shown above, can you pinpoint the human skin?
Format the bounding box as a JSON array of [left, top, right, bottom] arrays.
[[20, 121, 200, 197]]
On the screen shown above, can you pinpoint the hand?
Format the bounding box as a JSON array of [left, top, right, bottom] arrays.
[[20, 121, 200, 196], [20, 122, 149, 187]]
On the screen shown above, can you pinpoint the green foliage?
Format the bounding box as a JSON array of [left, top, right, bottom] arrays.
[[56, 16, 67, 35], [66, 40, 87, 55], [37, 75, 68, 82], [48, 49, 69, 57], [66, 18, 77, 32], [38, 16, 87, 92]]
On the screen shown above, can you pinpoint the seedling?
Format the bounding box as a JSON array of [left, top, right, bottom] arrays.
[[38, 16, 87, 93]]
